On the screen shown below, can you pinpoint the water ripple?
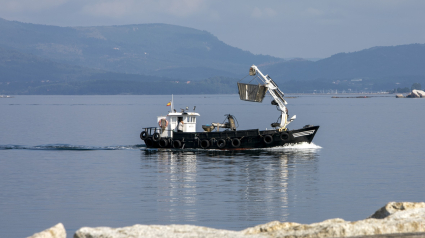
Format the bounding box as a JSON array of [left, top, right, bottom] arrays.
[[0, 144, 146, 150]]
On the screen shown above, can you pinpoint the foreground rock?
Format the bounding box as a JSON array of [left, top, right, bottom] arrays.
[[27, 223, 66, 238], [368, 202, 425, 219], [243, 202, 425, 238], [73, 202, 425, 238], [74, 224, 248, 238]]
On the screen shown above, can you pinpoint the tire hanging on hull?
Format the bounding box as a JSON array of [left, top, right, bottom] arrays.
[[200, 140, 210, 149], [231, 138, 241, 148], [152, 133, 161, 142], [173, 140, 182, 148], [280, 132, 289, 141], [263, 135, 273, 144], [217, 139, 226, 149], [140, 131, 148, 140], [145, 138, 154, 147], [159, 138, 169, 148]]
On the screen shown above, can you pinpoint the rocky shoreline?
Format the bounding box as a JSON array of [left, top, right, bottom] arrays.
[[28, 202, 425, 238]]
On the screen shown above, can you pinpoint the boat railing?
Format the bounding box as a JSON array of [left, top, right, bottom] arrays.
[[142, 127, 177, 137], [141, 127, 162, 136]]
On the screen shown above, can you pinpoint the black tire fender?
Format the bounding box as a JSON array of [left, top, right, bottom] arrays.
[[145, 138, 154, 147], [173, 140, 182, 148], [263, 134, 273, 144], [217, 139, 226, 148], [231, 138, 241, 148], [140, 131, 148, 140], [280, 132, 289, 141], [159, 138, 168, 148], [200, 140, 210, 149], [152, 132, 161, 142]]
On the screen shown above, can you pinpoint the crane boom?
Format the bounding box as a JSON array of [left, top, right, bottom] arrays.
[[239, 65, 296, 131]]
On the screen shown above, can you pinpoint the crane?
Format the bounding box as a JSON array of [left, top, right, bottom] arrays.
[[237, 65, 296, 131]]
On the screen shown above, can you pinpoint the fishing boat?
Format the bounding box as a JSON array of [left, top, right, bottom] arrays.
[[140, 65, 319, 150]]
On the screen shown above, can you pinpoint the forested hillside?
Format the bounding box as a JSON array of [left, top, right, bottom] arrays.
[[263, 44, 425, 81], [1, 17, 425, 94], [262, 44, 425, 92], [0, 18, 280, 80]]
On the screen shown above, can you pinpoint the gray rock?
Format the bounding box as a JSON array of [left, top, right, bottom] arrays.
[[243, 202, 425, 238], [74, 202, 425, 238], [368, 202, 425, 219], [27, 223, 66, 238], [74, 224, 252, 238]]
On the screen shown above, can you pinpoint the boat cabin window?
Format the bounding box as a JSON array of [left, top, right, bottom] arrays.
[[184, 116, 196, 123]]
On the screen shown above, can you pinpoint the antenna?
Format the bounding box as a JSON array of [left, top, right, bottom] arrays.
[[171, 94, 174, 112]]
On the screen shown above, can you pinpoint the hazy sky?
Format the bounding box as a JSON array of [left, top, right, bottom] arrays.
[[1, 0, 424, 59]]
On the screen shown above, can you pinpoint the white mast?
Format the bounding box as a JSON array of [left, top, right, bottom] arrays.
[[171, 94, 174, 112]]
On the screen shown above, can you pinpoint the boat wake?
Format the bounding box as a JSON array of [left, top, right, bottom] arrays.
[[0, 144, 146, 150], [141, 142, 321, 152], [259, 142, 322, 150], [1, 143, 320, 152]]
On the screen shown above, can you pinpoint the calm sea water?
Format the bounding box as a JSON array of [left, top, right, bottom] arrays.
[[1, 94, 424, 237]]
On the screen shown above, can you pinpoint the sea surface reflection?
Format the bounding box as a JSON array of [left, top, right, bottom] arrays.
[[139, 145, 320, 228], [4, 95, 425, 238]]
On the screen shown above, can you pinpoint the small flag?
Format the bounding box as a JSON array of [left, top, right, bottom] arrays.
[[166, 101, 171, 106]]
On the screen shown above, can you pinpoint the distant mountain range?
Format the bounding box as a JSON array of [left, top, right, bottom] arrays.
[[263, 44, 425, 81], [0, 18, 279, 80], [261, 44, 425, 92], [0, 17, 424, 94]]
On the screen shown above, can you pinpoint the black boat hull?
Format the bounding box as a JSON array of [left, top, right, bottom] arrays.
[[141, 125, 319, 150]]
